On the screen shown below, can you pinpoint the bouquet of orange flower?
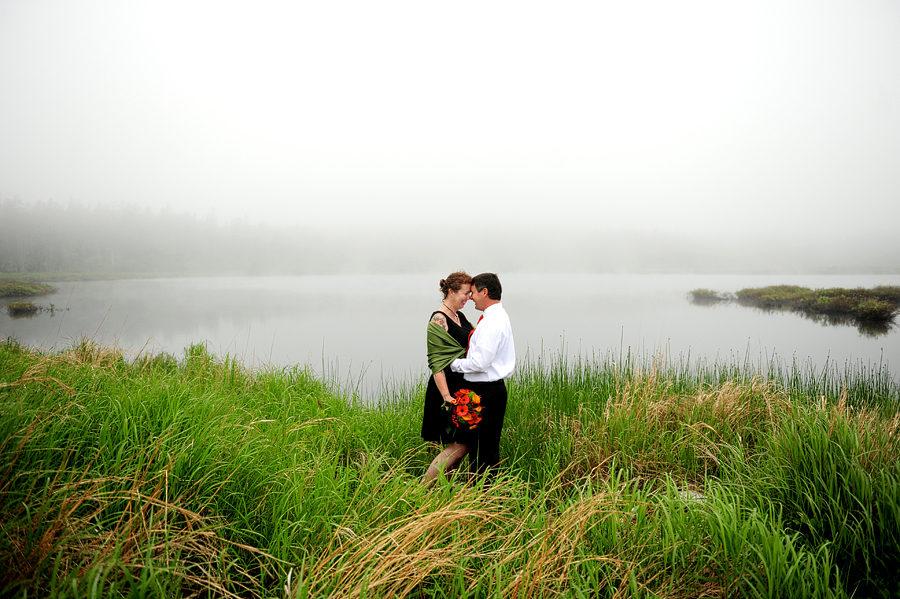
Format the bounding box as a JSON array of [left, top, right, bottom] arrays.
[[442, 388, 483, 431]]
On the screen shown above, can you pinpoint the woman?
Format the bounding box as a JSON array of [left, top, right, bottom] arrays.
[[421, 271, 475, 484]]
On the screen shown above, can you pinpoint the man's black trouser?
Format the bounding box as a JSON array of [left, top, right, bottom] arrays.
[[468, 379, 508, 474]]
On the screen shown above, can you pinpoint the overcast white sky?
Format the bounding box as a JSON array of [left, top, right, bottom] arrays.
[[1, 0, 899, 241]]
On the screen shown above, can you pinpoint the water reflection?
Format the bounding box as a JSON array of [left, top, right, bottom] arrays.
[[1, 301, 66, 320], [688, 289, 897, 337], [738, 305, 896, 338], [805, 312, 894, 338], [687, 290, 734, 305]]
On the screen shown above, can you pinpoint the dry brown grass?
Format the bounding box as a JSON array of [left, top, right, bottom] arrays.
[[560, 370, 794, 490], [498, 489, 630, 599], [0, 355, 77, 397], [56, 339, 127, 370], [293, 479, 517, 598], [818, 390, 900, 472], [607, 368, 788, 430], [286, 476, 642, 599], [0, 451, 278, 598]]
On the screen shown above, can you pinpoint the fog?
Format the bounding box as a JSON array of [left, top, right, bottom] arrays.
[[2, 1, 899, 274], [3, 200, 897, 275]]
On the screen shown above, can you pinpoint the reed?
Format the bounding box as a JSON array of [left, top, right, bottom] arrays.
[[1, 338, 897, 598]]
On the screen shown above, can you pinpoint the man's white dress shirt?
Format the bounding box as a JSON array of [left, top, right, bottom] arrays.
[[450, 302, 515, 382]]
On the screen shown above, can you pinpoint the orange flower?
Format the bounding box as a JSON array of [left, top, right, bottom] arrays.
[[449, 389, 483, 430]]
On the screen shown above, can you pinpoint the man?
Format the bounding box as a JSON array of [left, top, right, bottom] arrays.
[[450, 272, 515, 473]]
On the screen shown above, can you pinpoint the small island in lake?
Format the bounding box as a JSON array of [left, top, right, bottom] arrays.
[[690, 285, 900, 336], [3, 301, 64, 318], [0, 281, 60, 318], [6, 301, 39, 317], [0, 280, 57, 298]]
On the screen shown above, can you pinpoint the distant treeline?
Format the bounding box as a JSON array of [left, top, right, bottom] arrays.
[[0, 199, 321, 275], [3, 198, 899, 275]]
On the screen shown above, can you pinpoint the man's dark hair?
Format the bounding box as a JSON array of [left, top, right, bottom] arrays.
[[472, 273, 502, 301]]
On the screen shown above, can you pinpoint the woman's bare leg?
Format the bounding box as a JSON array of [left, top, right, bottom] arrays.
[[423, 442, 469, 485]]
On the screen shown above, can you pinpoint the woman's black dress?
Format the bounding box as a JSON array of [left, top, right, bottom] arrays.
[[421, 310, 474, 444]]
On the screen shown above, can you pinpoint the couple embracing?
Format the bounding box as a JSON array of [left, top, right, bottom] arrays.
[[421, 272, 515, 484]]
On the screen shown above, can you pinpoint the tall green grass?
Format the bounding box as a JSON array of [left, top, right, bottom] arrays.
[[1, 338, 898, 598]]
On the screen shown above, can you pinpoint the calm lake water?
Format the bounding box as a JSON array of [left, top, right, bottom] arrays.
[[2, 274, 899, 397]]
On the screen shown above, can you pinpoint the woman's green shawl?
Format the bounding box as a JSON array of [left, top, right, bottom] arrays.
[[427, 321, 466, 374]]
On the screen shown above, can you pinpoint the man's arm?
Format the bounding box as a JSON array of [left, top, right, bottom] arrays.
[[450, 321, 500, 374]]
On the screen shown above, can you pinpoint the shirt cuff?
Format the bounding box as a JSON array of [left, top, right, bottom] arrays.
[[450, 358, 462, 372]]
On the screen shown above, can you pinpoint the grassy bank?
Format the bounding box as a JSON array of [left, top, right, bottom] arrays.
[[1, 340, 899, 598]]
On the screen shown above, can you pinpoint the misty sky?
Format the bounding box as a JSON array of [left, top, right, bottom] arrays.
[[2, 1, 899, 242]]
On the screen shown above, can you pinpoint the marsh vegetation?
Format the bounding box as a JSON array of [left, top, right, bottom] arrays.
[[0, 281, 59, 319], [3, 301, 62, 319], [686, 288, 734, 304], [0, 280, 56, 297], [691, 285, 900, 335], [5, 302, 39, 317], [1, 339, 898, 598]]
